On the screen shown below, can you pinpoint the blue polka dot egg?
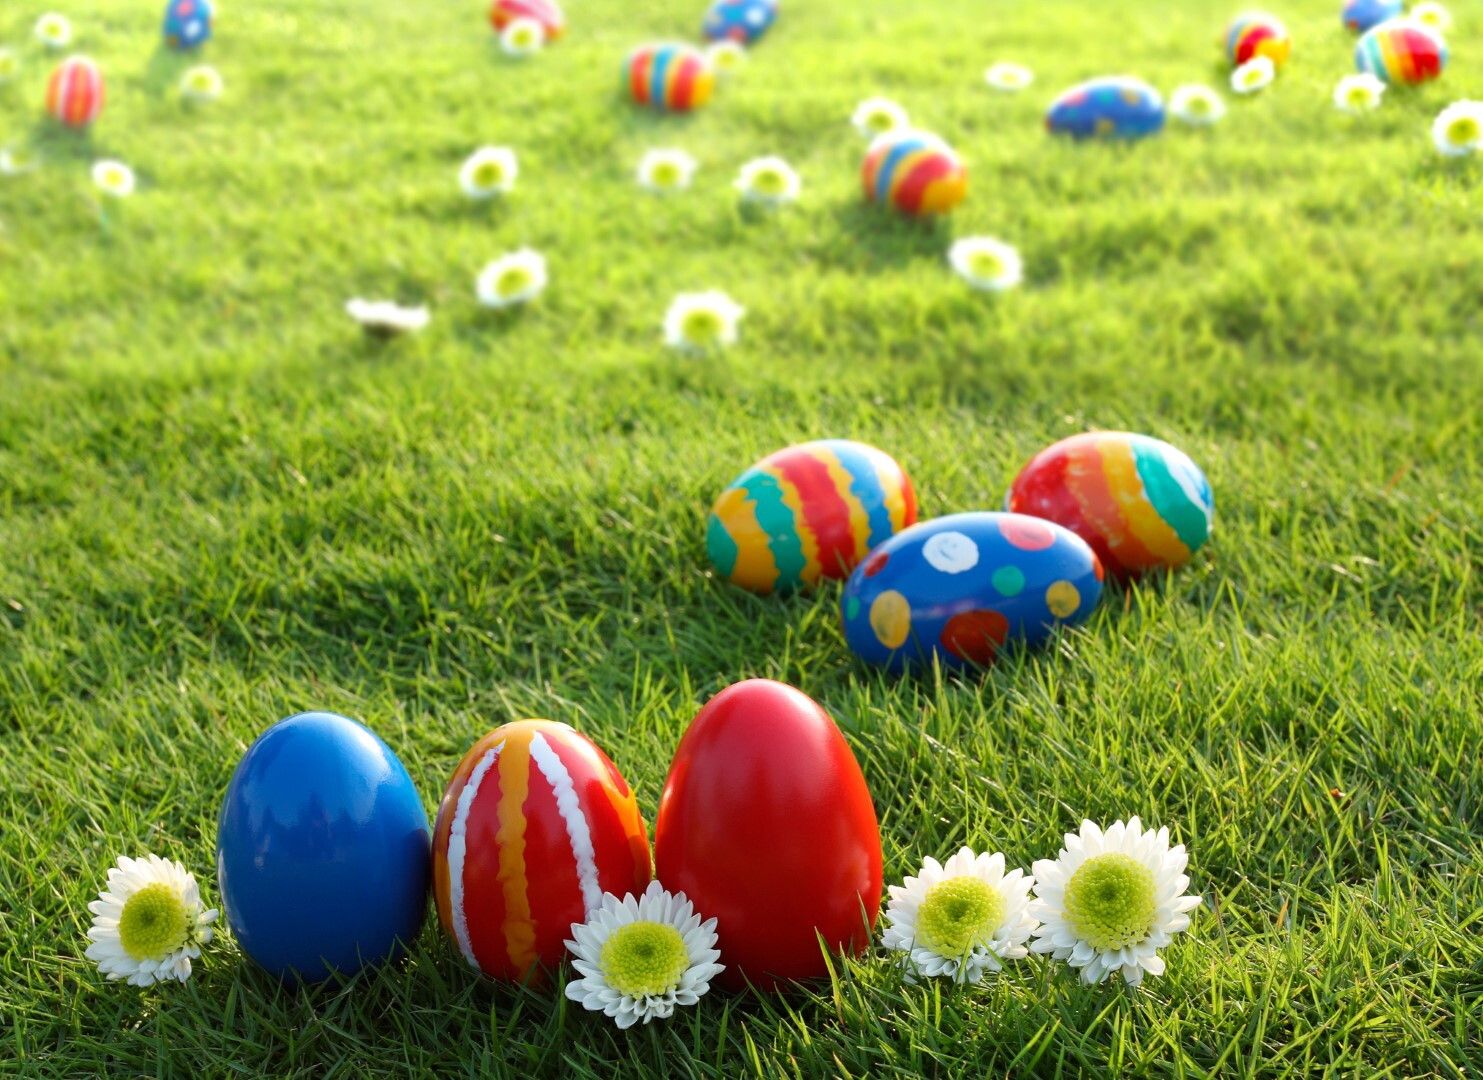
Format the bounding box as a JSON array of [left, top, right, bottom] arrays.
[[703, 0, 778, 45], [1047, 76, 1165, 141], [163, 0, 212, 49], [841, 512, 1105, 674]]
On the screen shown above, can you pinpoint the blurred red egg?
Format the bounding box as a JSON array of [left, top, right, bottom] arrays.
[[654, 680, 882, 991]]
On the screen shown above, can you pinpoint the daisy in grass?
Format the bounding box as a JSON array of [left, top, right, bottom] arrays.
[[949, 236, 1023, 293], [0, 47, 19, 84], [35, 12, 73, 48], [86, 854, 218, 986], [564, 881, 724, 1029], [882, 848, 1037, 985], [663, 290, 744, 352], [346, 298, 430, 336], [476, 248, 547, 309], [92, 160, 135, 198], [637, 148, 698, 193], [852, 96, 909, 139], [180, 64, 223, 102], [1410, 2, 1452, 33], [500, 17, 544, 58], [1333, 73, 1385, 115], [984, 62, 1033, 92], [707, 40, 746, 77], [1230, 56, 1275, 96], [459, 146, 518, 199], [0, 147, 39, 176], [1432, 101, 1483, 158], [1029, 817, 1201, 986], [734, 156, 800, 207], [1169, 85, 1226, 126]]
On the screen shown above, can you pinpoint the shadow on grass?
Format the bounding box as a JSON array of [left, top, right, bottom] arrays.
[[821, 199, 954, 272]]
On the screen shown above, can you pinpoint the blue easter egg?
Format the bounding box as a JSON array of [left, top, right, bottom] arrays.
[[703, 0, 777, 45], [1046, 76, 1165, 141], [1342, 0, 1403, 33], [163, 0, 212, 49], [217, 712, 431, 982], [840, 512, 1105, 674]]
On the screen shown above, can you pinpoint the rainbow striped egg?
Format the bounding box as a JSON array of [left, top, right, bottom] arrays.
[[1006, 431, 1214, 580], [1342, 0, 1403, 34], [625, 43, 715, 112], [1356, 19, 1447, 85], [707, 440, 918, 595], [490, 0, 565, 40], [1224, 12, 1292, 69], [861, 130, 967, 217], [46, 56, 104, 129], [432, 720, 651, 982]]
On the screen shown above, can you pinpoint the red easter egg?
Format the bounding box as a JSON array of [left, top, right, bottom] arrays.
[[46, 56, 104, 129], [654, 680, 883, 991], [431, 720, 651, 982]]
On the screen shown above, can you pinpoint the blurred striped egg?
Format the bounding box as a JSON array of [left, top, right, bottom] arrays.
[[1355, 19, 1446, 84], [1224, 12, 1292, 69], [46, 56, 103, 129], [625, 43, 715, 111], [861, 130, 967, 217], [490, 0, 564, 39], [1046, 77, 1165, 141]]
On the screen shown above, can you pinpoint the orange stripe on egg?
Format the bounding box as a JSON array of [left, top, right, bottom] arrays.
[[1064, 440, 1159, 570], [812, 446, 874, 564], [712, 484, 782, 591], [495, 728, 538, 973], [1100, 440, 1190, 566]]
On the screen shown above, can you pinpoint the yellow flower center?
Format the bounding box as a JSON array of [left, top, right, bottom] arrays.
[[599, 921, 689, 998], [473, 161, 505, 188], [495, 266, 532, 298], [1063, 853, 1157, 951], [512, 27, 537, 47], [118, 883, 190, 961], [681, 308, 724, 343], [751, 168, 787, 196], [1347, 87, 1370, 108], [651, 161, 681, 187], [1446, 116, 1481, 147], [866, 110, 895, 132], [915, 876, 1005, 958], [1187, 95, 1211, 116], [968, 250, 1006, 280]]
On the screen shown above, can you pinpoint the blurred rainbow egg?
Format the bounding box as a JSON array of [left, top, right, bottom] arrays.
[[625, 43, 715, 111], [707, 440, 918, 595], [1355, 19, 1446, 84], [1224, 12, 1292, 69], [45, 56, 103, 128], [861, 130, 967, 216], [1046, 77, 1165, 141], [490, 0, 565, 39]]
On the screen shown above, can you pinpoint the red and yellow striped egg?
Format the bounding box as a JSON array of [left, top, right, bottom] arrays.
[[46, 56, 104, 129], [432, 720, 651, 982], [490, 0, 565, 40], [861, 130, 967, 217], [1224, 12, 1292, 69], [625, 43, 715, 112]]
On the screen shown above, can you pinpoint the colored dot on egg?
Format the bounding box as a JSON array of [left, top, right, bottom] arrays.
[[844, 595, 860, 621], [1045, 580, 1081, 619], [940, 610, 1009, 666], [922, 531, 979, 575], [1000, 517, 1056, 551], [863, 550, 890, 578], [869, 590, 912, 649], [991, 565, 1025, 597]]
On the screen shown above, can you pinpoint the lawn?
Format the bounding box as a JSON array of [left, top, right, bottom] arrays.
[[2, 0, 1481, 1074]]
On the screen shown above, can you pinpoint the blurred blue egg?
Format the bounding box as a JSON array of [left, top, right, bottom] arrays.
[[217, 712, 430, 982], [703, 0, 777, 45], [1342, 0, 1403, 33], [162, 0, 213, 49], [1046, 76, 1165, 141]]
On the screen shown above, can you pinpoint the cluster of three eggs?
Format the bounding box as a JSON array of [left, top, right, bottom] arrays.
[[707, 434, 1215, 672]]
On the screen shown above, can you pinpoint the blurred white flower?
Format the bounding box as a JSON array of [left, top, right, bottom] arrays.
[[1410, 2, 1452, 33], [1333, 73, 1385, 114], [1432, 101, 1483, 158], [734, 156, 800, 207], [663, 290, 744, 352], [92, 159, 135, 197], [851, 96, 909, 139], [0, 147, 40, 177], [985, 62, 1033, 92], [180, 64, 223, 102], [948, 236, 1023, 292], [477, 248, 547, 308], [706, 40, 746, 76], [1231, 56, 1275, 95], [459, 146, 518, 198], [1169, 85, 1226, 126], [0, 47, 20, 84], [500, 17, 545, 58], [35, 13, 73, 48], [346, 299, 430, 336], [637, 148, 698, 193]]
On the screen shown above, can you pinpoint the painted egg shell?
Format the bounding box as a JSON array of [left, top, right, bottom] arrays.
[[861, 129, 968, 216], [1046, 77, 1165, 141], [431, 720, 650, 982], [1007, 431, 1214, 581], [654, 680, 882, 991], [490, 0, 565, 40], [45, 56, 104, 129], [1342, 0, 1403, 34], [1356, 19, 1447, 85], [703, 0, 777, 45], [1224, 12, 1292, 69], [216, 712, 431, 982], [707, 439, 918, 595], [841, 512, 1104, 673], [625, 43, 715, 112], [162, 0, 212, 49]]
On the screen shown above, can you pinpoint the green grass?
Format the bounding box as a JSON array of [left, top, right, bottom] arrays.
[[2, 0, 1482, 1074]]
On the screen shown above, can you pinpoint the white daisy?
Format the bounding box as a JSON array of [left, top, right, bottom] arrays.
[[91, 160, 135, 198], [707, 40, 746, 77], [663, 290, 744, 352], [0, 47, 19, 84], [882, 848, 1038, 985], [35, 12, 73, 48], [636, 148, 698, 193], [1169, 84, 1226, 126], [500, 16, 545, 58], [1410, 2, 1452, 33], [458, 146, 518, 199], [1432, 101, 1483, 158], [984, 62, 1034, 92], [734, 156, 800, 207], [851, 96, 910, 139], [346, 298, 430, 336], [1231, 56, 1276, 95], [476, 248, 547, 309], [564, 881, 724, 1030], [1333, 73, 1385, 114], [948, 236, 1023, 293], [85, 854, 218, 987], [180, 64, 224, 102], [1028, 817, 1202, 986], [0, 147, 39, 177]]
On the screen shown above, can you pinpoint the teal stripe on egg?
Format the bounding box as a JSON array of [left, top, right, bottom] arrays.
[[739, 471, 807, 590], [828, 441, 895, 548], [706, 513, 739, 579], [1131, 441, 1210, 552]]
